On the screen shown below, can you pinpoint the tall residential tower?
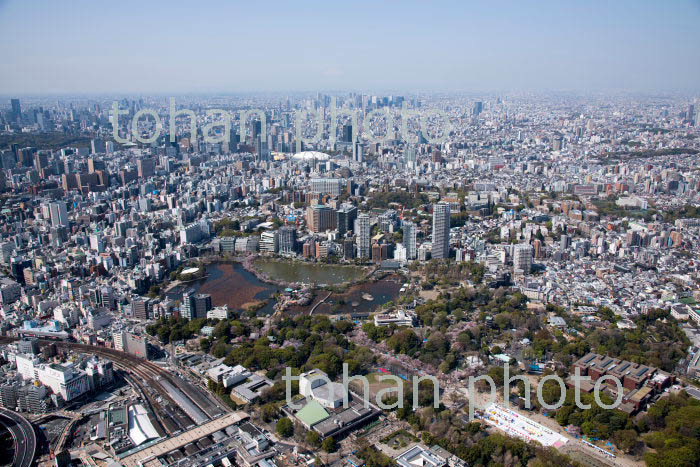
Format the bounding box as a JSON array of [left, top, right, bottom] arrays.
[[431, 203, 450, 259]]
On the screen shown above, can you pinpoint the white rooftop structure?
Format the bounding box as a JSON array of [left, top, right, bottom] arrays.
[[206, 364, 251, 388], [292, 151, 330, 161], [483, 404, 568, 448], [128, 404, 160, 446], [299, 369, 346, 409], [395, 444, 446, 467]]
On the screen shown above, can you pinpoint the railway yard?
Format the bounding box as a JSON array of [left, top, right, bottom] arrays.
[[54, 341, 230, 435], [0, 335, 235, 464]]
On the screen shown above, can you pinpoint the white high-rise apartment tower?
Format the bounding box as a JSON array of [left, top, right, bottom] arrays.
[[513, 243, 533, 274], [431, 203, 450, 259], [402, 221, 417, 260], [355, 214, 371, 258]]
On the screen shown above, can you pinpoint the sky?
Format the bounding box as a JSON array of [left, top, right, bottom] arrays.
[[0, 0, 699, 95]]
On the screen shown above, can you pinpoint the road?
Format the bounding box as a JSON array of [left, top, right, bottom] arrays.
[[0, 408, 37, 467]]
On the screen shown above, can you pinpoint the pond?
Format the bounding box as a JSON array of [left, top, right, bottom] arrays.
[[288, 275, 405, 316], [167, 262, 278, 315], [166, 261, 404, 317], [253, 259, 367, 285]]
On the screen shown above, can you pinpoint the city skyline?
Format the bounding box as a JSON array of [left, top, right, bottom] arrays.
[[1, 0, 699, 95]]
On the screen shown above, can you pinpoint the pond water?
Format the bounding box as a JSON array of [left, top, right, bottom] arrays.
[[167, 262, 278, 315], [289, 275, 405, 316], [166, 261, 403, 316], [253, 260, 367, 285]]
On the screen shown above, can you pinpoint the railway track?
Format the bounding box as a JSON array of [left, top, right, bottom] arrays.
[[0, 337, 215, 435], [70, 344, 195, 434]]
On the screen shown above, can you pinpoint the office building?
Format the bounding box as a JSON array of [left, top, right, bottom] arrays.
[[306, 205, 336, 233], [353, 141, 363, 163], [131, 297, 151, 320], [90, 139, 106, 155], [688, 104, 696, 125], [18, 338, 40, 355], [343, 238, 355, 259], [260, 231, 279, 254], [310, 178, 345, 196], [336, 204, 357, 235], [10, 98, 21, 121], [182, 292, 212, 320], [49, 201, 69, 227], [255, 137, 270, 162], [341, 124, 353, 143], [137, 158, 156, 178]]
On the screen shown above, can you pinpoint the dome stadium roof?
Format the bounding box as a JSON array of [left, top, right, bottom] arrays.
[[292, 151, 330, 161]]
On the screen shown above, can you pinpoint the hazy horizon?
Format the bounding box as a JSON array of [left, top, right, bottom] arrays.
[[1, 0, 699, 95]]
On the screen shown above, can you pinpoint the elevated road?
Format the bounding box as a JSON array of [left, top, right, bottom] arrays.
[[0, 408, 37, 467]]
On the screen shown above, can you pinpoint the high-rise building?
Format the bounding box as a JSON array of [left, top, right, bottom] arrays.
[[431, 203, 450, 259], [49, 201, 69, 227], [250, 119, 262, 143], [372, 242, 385, 264], [310, 178, 345, 196], [18, 385, 48, 413], [560, 235, 571, 250], [688, 104, 696, 125], [343, 238, 355, 259], [90, 139, 106, 154], [278, 226, 297, 254], [10, 99, 21, 121], [355, 214, 371, 258], [353, 141, 363, 163], [342, 124, 353, 143], [88, 157, 105, 173], [260, 231, 279, 254], [137, 158, 156, 178], [473, 101, 483, 116], [533, 239, 543, 259], [402, 221, 417, 260], [255, 136, 270, 162], [131, 297, 151, 320], [336, 204, 358, 235], [34, 151, 49, 171], [306, 205, 336, 232], [552, 136, 563, 151], [405, 146, 417, 168], [0, 382, 19, 410], [513, 243, 533, 274], [182, 292, 212, 320]]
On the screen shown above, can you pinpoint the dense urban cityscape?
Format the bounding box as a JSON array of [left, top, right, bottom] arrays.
[[2, 1, 700, 467], [0, 91, 697, 467]]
